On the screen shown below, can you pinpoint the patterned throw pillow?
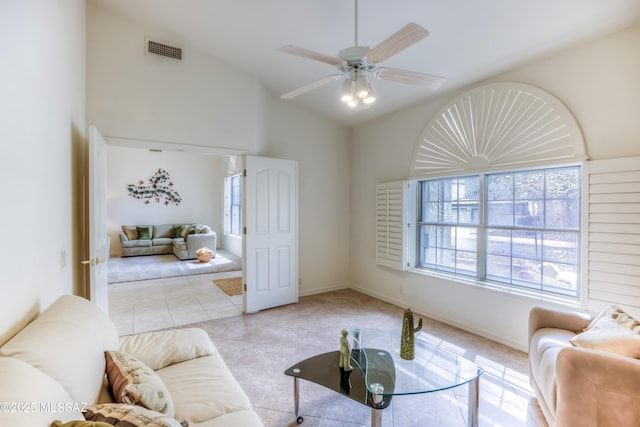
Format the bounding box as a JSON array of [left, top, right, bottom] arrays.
[[104, 351, 174, 417], [83, 404, 186, 427], [173, 225, 183, 238]]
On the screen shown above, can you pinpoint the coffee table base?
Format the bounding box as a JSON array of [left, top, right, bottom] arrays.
[[292, 376, 479, 427]]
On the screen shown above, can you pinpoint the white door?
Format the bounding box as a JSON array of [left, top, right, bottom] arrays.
[[85, 125, 109, 313], [244, 156, 298, 313]]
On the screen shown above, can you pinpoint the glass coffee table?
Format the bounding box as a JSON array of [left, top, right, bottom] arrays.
[[284, 328, 483, 427]]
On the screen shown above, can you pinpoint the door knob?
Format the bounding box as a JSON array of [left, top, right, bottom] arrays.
[[81, 258, 105, 266]]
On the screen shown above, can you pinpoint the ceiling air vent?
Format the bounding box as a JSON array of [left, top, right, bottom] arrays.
[[145, 37, 182, 60]]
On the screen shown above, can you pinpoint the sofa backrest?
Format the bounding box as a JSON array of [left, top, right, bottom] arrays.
[[0, 295, 120, 405], [154, 224, 176, 239]]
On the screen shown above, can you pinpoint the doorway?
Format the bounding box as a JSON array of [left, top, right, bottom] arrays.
[[102, 140, 246, 334]]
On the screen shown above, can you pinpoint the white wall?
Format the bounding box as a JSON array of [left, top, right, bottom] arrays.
[[86, 2, 262, 152], [87, 2, 352, 295], [350, 24, 640, 351], [107, 146, 223, 256], [0, 0, 86, 344]]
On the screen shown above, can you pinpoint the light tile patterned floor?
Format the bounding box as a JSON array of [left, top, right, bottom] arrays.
[[109, 283, 549, 427], [108, 271, 242, 336]]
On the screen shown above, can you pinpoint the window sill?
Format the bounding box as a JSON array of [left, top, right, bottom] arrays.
[[224, 233, 243, 239], [408, 266, 582, 309]]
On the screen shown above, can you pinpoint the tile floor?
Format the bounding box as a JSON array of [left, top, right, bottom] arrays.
[[109, 279, 549, 427], [108, 271, 243, 336]]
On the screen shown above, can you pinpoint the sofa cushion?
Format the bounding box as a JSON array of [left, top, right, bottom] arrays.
[[156, 354, 251, 424], [119, 328, 214, 371], [173, 225, 184, 238], [529, 327, 575, 415], [85, 403, 183, 427], [0, 295, 120, 405], [136, 227, 151, 240], [154, 224, 175, 239], [0, 357, 84, 423], [152, 238, 174, 246], [121, 226, 138, 240], [194, 410, 264, 427], [105, 351, 174, 417], [122, 239, 152, 248], [570, 305, 640, 357]]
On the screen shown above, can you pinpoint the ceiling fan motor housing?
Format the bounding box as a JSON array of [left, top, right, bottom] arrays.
[[337, 46, 376, 73]]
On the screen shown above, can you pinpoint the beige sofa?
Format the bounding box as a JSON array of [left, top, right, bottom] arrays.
[[528, 306, 640, 427], [0, 295, 262, 427]]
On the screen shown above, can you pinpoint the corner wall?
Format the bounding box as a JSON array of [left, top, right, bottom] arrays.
[[350, 25, 640, 351], [86, 2, 352, 296], [0, 0, 86, 344]]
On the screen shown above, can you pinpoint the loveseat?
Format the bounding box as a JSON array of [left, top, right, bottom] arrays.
[[119, 224, 216, 260], [0, 295, 263, 427], [528, 305, 640, 427]]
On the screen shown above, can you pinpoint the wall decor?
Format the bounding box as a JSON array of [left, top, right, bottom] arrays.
[[127, 168, 182, 206]]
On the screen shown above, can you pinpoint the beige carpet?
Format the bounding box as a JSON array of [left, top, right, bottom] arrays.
[[214, 277, 243, 296]]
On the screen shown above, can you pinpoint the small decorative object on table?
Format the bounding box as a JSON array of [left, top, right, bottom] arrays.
[[338, 328, 353, 393], [400, 308, 423, 360], [195, 247, 214, 263]]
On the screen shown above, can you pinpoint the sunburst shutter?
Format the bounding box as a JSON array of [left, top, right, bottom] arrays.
[[410, 82, 587, 178], [376, 181, 408, 271]]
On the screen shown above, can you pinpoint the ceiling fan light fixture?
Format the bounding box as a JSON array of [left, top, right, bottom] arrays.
[[363, 93, 376, 104], [356, 76, 369, 98], [340, 79, 355, 103]]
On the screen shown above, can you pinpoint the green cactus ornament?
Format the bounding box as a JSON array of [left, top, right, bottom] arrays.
[[400, 308, 423, 360]]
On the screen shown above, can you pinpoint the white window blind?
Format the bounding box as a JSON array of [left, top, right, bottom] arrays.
[[376, 181, 408, 271], [586, 156, 640, 315]]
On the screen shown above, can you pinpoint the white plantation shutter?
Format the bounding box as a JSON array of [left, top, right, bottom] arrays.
[[586, 156, 640, 317], [376, 181, 408, 271]]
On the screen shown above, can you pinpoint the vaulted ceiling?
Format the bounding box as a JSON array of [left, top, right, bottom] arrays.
[[90, 0, 640, 127]]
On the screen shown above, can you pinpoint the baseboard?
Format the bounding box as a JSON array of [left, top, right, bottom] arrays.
[[346, 283, 527, 352], [299, 284, 349, 298]]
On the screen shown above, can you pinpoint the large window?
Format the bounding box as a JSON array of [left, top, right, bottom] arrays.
[[417, 165, 580, 297], [224, 174, 242, 236]]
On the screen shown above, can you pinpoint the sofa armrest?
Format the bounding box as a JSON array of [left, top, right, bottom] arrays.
[[186, 232, 217, 253], [528, 306, 591, 345], [556, 346, 640, 427], [119, 232, 129, 242], [119, 328, 215, 371]]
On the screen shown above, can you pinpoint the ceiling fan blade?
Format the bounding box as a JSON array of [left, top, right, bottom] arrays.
[[367, 23, 429, 63], [281, 74, 344, 99], [278, 45, 343, 66], [374, 67, 445, 90]]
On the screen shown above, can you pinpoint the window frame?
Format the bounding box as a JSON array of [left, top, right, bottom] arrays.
[[223, 173, 242, 237], [411, 163, 582, 300]]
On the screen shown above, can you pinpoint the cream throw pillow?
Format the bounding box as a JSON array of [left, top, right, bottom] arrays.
[[105, 351, 175, 417], [570, 305, 640, 358]]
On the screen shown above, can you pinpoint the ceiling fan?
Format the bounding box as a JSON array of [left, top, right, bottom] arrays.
[[278, 0, 445, 107]]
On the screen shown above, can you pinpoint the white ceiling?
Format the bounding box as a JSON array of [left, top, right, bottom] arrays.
[[90, 0, 640, 128]]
